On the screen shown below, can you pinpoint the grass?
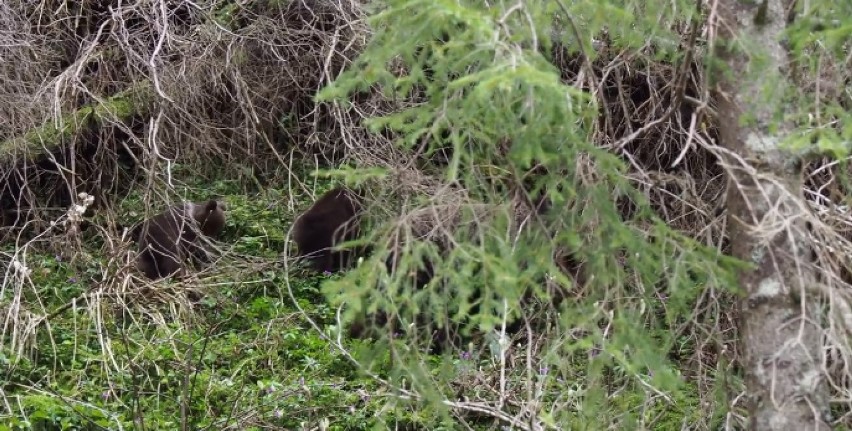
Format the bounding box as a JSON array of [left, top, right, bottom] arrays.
[[0, 162, 718, 430], [0, 164, 394, 430]]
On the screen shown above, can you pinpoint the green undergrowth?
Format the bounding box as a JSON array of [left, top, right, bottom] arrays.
[[0, 162, 722, 429], [0, 166, 393, 430]]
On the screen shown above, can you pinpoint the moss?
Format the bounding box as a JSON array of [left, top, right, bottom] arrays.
[[0, 84, 152, 161]]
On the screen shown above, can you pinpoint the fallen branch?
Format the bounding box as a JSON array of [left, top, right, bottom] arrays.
[[0, 83, 153, 162]]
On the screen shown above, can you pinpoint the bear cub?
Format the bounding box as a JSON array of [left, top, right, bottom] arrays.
[[134, 199, 227, 280], [292, 187, 363, 273]]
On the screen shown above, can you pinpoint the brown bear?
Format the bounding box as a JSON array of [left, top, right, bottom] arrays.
[[133, 199, 227, 280], [292, 187, 364, 273]]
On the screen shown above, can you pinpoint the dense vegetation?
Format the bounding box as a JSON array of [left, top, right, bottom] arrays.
[[1, 0, 850, 429]]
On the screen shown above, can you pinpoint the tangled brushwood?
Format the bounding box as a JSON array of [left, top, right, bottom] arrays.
[[1, 0, 852, 428]]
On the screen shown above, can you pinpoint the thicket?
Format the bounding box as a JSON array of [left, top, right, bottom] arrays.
[[0, 0, 850, 429]]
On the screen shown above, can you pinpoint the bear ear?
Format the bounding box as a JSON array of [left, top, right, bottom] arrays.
[[204, 199, 226, 212]]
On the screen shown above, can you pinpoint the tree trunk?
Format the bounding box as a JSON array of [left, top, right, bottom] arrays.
[[712, 1, 830, 429]]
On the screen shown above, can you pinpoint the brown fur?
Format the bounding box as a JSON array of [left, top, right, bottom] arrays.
[[134, 199, 226, 280], [292, 187, 363, 273]]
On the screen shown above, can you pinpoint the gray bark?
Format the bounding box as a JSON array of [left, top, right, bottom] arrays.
[[713, 1, 831, 430]]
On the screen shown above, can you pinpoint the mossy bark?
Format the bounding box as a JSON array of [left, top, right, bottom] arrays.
[[713, 0, 830, 429], [0, 84, 152, 162]]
